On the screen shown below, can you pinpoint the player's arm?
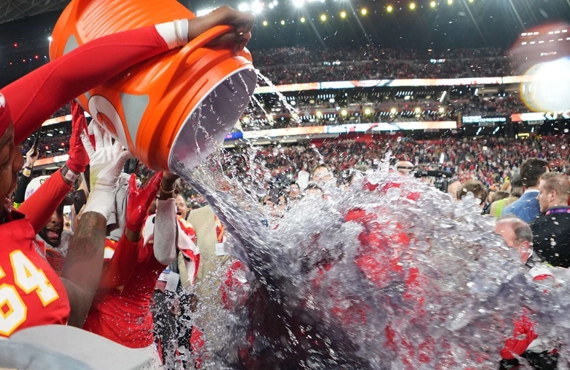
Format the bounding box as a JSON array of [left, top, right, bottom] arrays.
[[6, 6, 255, 145], [99, 172, 163, 289], [60, 152, 131, 327], [19, 103, 89, 232]]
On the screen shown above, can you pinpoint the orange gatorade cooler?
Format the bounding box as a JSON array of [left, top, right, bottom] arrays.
[[49, 0, 257, 172]]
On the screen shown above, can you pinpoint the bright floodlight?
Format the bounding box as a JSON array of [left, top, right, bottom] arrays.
[[238, 3, 250, 11], [409, 2, 416, 10], [430, 1, 436, 8], [341, 109, 348, 116], [263, 20, 268, 26], [250, 1, 264, 14], [47, 36, 53, 41], [340, 10, 347, 18], [300, 17, 306, 22], [361, 8, 368, 15], [364, 108, 371, 115], [320, 14, 327, 21], [522, 57, 570, 112], [447, 0, 453, 4], [387, 5, 393, 12], [293, 0, 304, 7], [281, 20, 286, 25]]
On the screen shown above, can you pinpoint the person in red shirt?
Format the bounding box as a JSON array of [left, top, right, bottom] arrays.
[[0, 6, 255, 336]]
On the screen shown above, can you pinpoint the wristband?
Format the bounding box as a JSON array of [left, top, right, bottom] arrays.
[[25, 166, 32, 170], [23, 168, 31, 177], [61, 165, 79, 183]]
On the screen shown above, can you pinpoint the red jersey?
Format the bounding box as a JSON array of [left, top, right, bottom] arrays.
[[83, 240, 164, 348], [0, 212, 69, 337]]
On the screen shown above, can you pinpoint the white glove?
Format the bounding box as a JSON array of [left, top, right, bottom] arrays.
[[153, 199, 178, 265], [82, 151, 132, 221], [81, 122, 124, 190]]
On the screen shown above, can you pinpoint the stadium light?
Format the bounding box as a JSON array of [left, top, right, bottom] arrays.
[[340, 10, 347, 18], [316, 111, 322, 117], [293, 0, 304, 8], [320, 14, 327, 21], [430, 1, 436, 8], [341, 109, 348, 116], [409, 3, 416, 10], [47, 36, 53, 42], [250, 1, 264, 14], [263, 20, 268, 26], [415, 107, 421, 114], [390, 108, 397, 114], [281, 20, 285, 25], [364, 108, 371, 115], [361, 8, 368, 16], [300, 17, 306, 22], [447, 0, 453, 4], [387, 5, 393, 12], [238, 3, 250, 11], [468, 0, 474, 2]]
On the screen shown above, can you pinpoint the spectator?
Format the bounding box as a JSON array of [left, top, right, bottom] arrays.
[[494, 216, 534, 266], [494, 216, 559, 369], [501, 158, 549, 223], [530, 173, 570, 267], [457, 179, 488, 207], [176, 194, 190, 221], [491, 173, 523, 218]]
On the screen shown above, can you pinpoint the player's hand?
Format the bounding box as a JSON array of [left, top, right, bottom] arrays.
[[125, 172, 164, 232], [81, 122, 124, 189], [188, 5, 255, 55], [66, 101, 90, 174]]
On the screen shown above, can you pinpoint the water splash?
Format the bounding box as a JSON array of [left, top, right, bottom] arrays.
[[256, 71, 299, 117], [167, 148, 570, 369]]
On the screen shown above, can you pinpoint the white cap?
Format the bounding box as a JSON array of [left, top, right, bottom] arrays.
[[24, 175, 50, 200]]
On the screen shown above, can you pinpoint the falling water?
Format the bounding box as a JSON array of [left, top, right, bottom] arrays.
[[167, 141, 570, 369]]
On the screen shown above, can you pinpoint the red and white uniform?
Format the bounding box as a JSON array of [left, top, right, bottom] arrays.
[[84, 218, 198, 348], [0, 211, 69, 337]]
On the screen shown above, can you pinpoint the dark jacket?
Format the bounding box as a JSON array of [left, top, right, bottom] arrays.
[[530, 206, 570, 268]]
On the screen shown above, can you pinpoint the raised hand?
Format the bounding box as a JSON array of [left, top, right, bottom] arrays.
[[66, 101, 90, 174], [188, 6, 255, 55], [125, 172, 164, 232]]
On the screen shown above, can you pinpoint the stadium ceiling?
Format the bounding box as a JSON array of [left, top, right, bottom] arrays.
[[0, 0, 69, 25]]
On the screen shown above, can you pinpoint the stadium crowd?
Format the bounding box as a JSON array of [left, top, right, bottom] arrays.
[[252, 46, 513, 84]]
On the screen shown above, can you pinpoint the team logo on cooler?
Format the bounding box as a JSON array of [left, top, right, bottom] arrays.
[[88, 95, 130, 149]]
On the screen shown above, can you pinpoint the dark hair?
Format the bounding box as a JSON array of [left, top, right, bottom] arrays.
[[519, 158, 549, 188]]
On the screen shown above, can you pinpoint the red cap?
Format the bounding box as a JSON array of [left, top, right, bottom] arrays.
[[0, 92, 11, 137]]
